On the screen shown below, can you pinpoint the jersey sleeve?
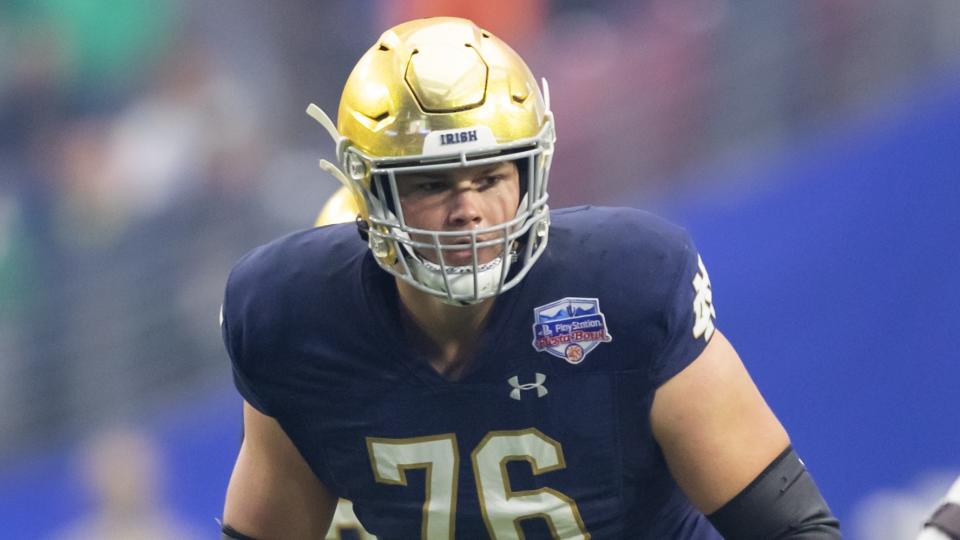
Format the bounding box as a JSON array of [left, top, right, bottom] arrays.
[[219, 244, 285, 418], [218, 225, 369, 423], [220, 282, 273, 416], [649, 232, 718, 387], [221, 298, 272, 416]]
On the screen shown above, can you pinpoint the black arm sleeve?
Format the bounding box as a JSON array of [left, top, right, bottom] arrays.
[[221, 523, 260, 540], [707, 446, 841, 539]]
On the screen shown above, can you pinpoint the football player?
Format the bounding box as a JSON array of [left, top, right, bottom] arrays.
[[220, 17, 840, 539]]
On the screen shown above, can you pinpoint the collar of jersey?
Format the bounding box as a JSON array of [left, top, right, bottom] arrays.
[[360, 250, 523, 385]]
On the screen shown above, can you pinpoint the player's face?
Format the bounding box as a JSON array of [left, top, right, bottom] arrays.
[[396, 161, 520, 267]]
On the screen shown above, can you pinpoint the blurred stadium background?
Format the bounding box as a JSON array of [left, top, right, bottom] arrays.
[[1, 1, 958, 538]]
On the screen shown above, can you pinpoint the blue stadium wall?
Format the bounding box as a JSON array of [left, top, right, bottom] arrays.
[[661, 70, 960, 529], [1, 71, 958, 538]]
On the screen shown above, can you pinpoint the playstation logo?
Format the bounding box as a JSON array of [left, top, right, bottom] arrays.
[[508, 373, 548, 400]]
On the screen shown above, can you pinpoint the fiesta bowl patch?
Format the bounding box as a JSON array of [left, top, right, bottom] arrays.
[[532, 297, 613, 364]]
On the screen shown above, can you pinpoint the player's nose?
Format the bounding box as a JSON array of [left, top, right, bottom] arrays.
[[447, 184, 483, 227]]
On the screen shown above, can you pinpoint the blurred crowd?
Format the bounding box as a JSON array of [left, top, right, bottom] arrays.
[[1, 0, 958, 466]]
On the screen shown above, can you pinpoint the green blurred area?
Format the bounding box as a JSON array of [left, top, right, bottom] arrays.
[[2, 0, 176, 92], [0, 209, 28, 321]]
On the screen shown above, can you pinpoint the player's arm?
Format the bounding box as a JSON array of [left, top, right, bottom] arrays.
[[651, 330, 840, 539], [222, 401, 337, 540]]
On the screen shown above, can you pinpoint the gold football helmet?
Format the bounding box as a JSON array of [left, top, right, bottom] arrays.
[[308, 17, 555, 304]]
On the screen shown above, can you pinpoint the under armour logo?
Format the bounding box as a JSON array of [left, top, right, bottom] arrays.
[[508, 373, 548, 400], [691, 254, 717, 342]]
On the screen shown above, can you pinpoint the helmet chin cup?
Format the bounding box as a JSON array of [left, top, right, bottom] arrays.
[[410, 256, 512, 306]]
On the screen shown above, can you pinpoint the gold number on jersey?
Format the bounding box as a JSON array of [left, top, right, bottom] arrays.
[[366, 429, 589, 539], [366, 434, 459, 539], [472, 428, 589, 539]]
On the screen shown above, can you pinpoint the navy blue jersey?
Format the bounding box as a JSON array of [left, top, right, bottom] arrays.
[[222, 206, 721, 539]]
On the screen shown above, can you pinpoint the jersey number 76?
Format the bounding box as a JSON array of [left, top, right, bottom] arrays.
[[366, 427, 590, 539]]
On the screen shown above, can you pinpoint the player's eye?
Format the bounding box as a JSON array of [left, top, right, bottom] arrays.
[[477, 175, 504, 189], [414, 181, 446, 193]]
